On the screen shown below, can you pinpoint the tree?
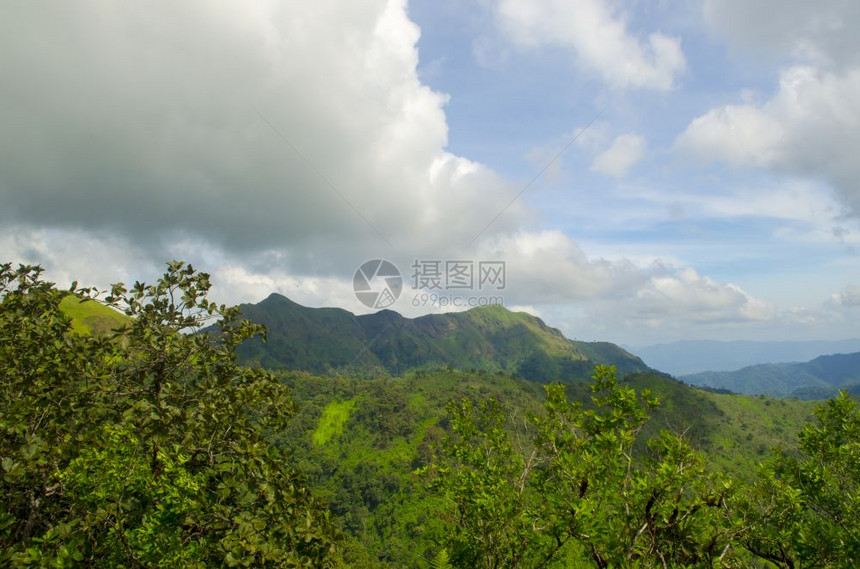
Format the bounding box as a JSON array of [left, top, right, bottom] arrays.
[[739, 392, 860, 568], [427, 366, 737, 568], [425, 396, 539, 568], [532, 366, 737, 567], [0, 261, 341, 567], [1, 263, 107, 565]]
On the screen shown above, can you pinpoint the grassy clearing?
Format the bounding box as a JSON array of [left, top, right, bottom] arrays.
[[60, 295, 129, 336], [313, 399, 357, 446]]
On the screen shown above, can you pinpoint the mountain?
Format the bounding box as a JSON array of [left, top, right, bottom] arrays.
[[235, 293, 651, 380], [629, 339, 860, 376], [681, 351, 860, 398]]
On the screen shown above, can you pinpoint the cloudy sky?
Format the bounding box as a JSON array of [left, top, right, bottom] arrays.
[[2, 0, 860, 346]]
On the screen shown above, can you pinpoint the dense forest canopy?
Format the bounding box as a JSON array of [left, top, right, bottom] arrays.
[[2, 261, 859, 567]]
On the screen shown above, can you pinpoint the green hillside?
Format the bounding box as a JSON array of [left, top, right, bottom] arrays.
[[236, 294, 650, 380], [279, 369, 815, 566], [59, 294, 130, 336], [683, 351, 860, 398], [802, 351, 860, 386], [235, 294, 379, 373], [632, 339, 860, 376]]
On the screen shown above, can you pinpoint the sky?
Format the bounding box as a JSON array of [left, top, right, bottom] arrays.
[[2, 0, 860, 346]]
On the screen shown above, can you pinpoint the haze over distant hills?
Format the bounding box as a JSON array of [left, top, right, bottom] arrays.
[[235, 293, 651, 381], [680, 352, 860, 399], [628, 339, 860, 376]]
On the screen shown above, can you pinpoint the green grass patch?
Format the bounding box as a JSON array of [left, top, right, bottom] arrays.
[[312, 399, 357, 446], [60, 295, 130, 336]]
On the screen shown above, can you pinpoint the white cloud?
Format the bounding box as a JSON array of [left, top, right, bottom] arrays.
[[208, 228, 776, 329], [632, 268, 774, 324], [677, 65, 860, 218], [625, 178, 847, 240], [523, 121, 610, 181], [489, 0, 685, 90], [0, 226, 160, 291], [591, 133, 645, 177], [472, 230, 772, 326], [212, 264, 361, 311], [831, 285, 860, 307], [681, 0, 860, 223], [466, 229, 785, 344], [0, 0, 526, 273], [0, 220, 798, 345], [704, 0, 860, 70], [675, 105, 785, 168]]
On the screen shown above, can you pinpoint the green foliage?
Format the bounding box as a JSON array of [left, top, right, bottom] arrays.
[[57, 424, 207, 567], [430, 549, 453, 569], [689, 390, 813, 476], [427, 396, 535, 568], [275, 368, 551, 567], [0, 261, 340, 567], [7, 261, 855, 568], [1, 263, 106, 566], [428, 366, 739, 567], [278, 367, 814, 567], [738, 392, 860, 567]]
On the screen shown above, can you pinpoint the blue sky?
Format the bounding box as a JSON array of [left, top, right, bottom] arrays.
[[406, 0, 860, 343], [1, 0, 859, 345]]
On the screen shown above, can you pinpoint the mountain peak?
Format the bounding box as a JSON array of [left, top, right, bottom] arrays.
[[260, 292, 294, 304]]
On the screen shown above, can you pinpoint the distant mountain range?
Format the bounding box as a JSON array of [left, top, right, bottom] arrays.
[[235, 294, 651, 381], [681, 352, 860, 399], [628, 339, 860, 376]]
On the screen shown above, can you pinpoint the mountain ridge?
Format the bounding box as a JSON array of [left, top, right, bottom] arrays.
[[630, 338, 860, 376], [681, 351, 860, 398], [235, 293, 651, 381]]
